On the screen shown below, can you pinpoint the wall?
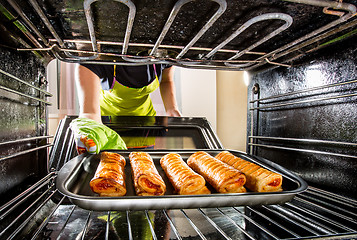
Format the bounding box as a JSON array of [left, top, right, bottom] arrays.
[[172, 67, 248, 151], [47, 60, 78, 140], [177, 67, 217, 131], [216, 71, 248, 152]]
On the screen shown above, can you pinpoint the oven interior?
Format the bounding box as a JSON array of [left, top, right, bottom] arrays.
[[0, 0, 356, 239]]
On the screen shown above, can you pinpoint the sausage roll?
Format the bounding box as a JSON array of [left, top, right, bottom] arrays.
[[160, 153, 211, 195], [89, 152, 126, 196], [215, 151, 283, 192], [187, 151, 246, 193], [129, 152, 166, 196]]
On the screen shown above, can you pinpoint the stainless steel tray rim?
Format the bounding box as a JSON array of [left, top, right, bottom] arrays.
[[59, 189, 300, 201]]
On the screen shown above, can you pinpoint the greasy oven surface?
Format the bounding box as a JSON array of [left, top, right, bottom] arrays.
[[1, 0, 356, 72], [0, 0, 356, 238], [56, 150, 307, 211]]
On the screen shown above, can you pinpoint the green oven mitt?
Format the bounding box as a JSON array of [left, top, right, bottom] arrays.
[[69, 117, 127, 154]]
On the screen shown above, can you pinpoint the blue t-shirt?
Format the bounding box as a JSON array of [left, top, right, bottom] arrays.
[[81, 64, 172, 90]]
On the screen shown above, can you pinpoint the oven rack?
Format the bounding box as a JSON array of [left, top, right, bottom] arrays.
[[0, 177, 356, 240], [248, 78, 357, 158], [0, 68, 52, 163], [0, 68, 52, 105], [41, 187, 357, 240], [6, 0, 357, 70]]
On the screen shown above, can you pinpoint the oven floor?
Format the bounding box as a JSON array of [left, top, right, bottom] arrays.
[[32, 186, 357, 240]]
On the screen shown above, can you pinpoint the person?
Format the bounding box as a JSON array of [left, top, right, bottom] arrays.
[[69, 63, 181, 154]]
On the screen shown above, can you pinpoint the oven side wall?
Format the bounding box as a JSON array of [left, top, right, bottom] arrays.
[[0, 46, 49, 198], [248, 35, 357, 199]]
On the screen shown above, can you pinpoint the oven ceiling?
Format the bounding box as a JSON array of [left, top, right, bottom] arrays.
[[0, 0, 356, 71]]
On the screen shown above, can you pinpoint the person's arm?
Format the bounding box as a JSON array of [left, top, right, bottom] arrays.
[[71, 64, 127, 154], [75, 64, 102, 123], [160, 66, 182, 117]]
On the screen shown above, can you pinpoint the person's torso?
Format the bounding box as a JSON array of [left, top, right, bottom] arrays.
[[80, 64, 170, 116]]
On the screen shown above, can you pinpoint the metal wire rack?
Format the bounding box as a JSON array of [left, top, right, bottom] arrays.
[[7, 0, 357, 70], [248, 78, 357, 158], [0, 181, 356, 239]]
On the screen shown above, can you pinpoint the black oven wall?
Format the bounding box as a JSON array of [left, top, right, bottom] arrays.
[[248, 35, 357, 199], [0, 45, 49, 199]]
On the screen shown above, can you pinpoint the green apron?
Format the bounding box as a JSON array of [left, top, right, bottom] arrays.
[[100, 65, 159, 116], [100, 65, 159, 148]]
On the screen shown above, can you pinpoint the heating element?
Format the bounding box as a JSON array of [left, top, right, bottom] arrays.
[[2, 0, 357, 70]]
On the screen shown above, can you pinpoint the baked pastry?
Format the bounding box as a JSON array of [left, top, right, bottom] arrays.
[[129, 152, 166, 196], [215, 151, 283, 192], [187, 151, 246, 193], [89, 152, 126, 196], [160, 153, 211, 195]]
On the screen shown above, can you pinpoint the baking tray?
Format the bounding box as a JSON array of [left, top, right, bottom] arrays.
[[56, 149, 308, 211]]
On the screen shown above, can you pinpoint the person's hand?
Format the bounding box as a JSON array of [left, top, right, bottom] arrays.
[[70, 117, 127, 154], [166, 108, 182, 117]]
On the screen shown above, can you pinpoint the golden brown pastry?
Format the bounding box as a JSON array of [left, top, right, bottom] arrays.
[[129, 152, 166, 196], [160, 153, 211, 195], [215, 151, 283, 192], [187, 151, 246, 193], [89, 152, 126, 196]]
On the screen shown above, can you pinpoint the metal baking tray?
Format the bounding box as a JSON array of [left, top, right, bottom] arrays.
[[56, 149, 307, 211]]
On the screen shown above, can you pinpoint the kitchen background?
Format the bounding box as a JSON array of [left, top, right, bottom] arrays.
[[46, 60, 249, 152]]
